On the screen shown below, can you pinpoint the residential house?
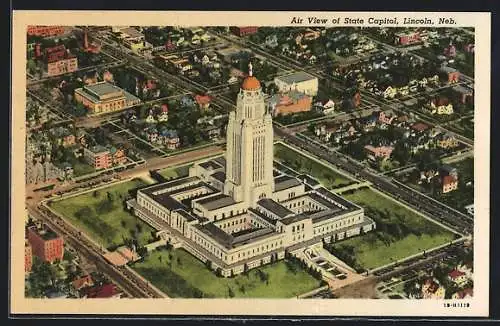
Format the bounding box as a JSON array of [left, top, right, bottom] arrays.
[[442, 175, 458, 193], [157, 104, 169, 122], [428, 97, 454, 115], [453, 85, 474, 104], [357, 115, 378, 132], [202, 125, 223, 140], [411, 122, 430, 133], [54, 162, 74, 181], [313, 99, 335, 115], [103, 70, 114, 83], [457, 263, 473, 278], [364, 145, 394, 161], [71, 275, 95, 292], [80, 283, 122, 299], [421, 278, 446, 299], [145, 110, 156, 124], [444, 43, 457, 57], [52, 127, 76, 147], [394, 114, 412, 128], [144, 127, 159, 143], [439, 66, 460, 84], [464, 43, 475, 53], [381, 86, 397, 99], [180, 95, 196, 108], [448, 269, 469, 287], [378, 110, 397, 125], [436, 133, 459, 149], [419, 169, 439, 184], [195, 94, 212, 110], [158, 129, 180, 150], [439, 165, 458, 179], [452, 288, 473, 300], [265, 34, 278, 48], [465, 204, 474, 216]]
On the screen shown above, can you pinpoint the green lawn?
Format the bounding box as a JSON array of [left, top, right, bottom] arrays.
[[72, 161, 96, 177], [49, 179, 155, 249], [132, 249, 321, 298], [158, 164, 192, 180], [274, 143, 353, 189], [329, 188, 456, 270]]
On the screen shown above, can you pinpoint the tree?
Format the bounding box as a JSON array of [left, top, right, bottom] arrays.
[[177, 257, 182, 266], [27, 59, 37, 74], [75, 206, 92, 219], [136, 223, 143, 233], [121, 220, 127, 228], [228, 286, 235, 298]]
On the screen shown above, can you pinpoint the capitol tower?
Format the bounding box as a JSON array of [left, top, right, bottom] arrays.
[[224, 63, 275, 206]]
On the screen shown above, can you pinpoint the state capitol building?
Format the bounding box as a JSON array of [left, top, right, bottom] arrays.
[[127, 65, 376, 277]]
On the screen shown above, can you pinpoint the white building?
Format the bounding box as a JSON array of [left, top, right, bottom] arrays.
[[274, 72, 318, 96], [127, 66, 375, 276]]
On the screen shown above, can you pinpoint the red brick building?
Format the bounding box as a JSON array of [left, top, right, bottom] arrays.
[[394, 31, 421, 46], [269, 91, 312, 116], [45, 45, 78, 77], [27, 26, 66, 37], [230, 26, 259, 37], [83, 145, 127, 169], [25, 241, 33, 273], [27, 225, 64, 263], [364, 145, 394, 161]]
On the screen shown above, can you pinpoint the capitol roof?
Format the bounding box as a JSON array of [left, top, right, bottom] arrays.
[[241, 76, 261, 90]]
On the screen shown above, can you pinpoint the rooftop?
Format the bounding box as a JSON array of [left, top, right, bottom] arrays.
[[196, 193, 236, 211], [257, 198, 294, 218], [211, 171, 226, 183], [280, 213, 310, 225], [83, 81, 123, 97], [275, 71, 317, 84], [274, 175, 302, 192], [199, 160, 223, 171], [29, 225, 60, 241]]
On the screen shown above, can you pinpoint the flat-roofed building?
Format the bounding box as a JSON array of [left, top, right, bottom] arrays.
[[45, 45, 78, 77], [127, 68, 375, 277], [27, 224, 64, 263], [274, 72, 318, 96], [83, 145, 126, 169], [27, 25, 66, 37], [74, 81, 141, 115]]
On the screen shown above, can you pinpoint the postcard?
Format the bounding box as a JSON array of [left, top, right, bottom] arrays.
[[11, 10, 490, 317]]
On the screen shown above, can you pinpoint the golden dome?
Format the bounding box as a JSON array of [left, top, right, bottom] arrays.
[[241, 76, 261, 90]]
